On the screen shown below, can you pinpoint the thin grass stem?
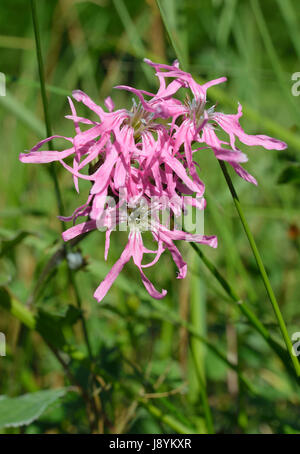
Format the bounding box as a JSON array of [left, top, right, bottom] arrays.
[[30, 0, 65, 227], [218, 160, 300, 377]]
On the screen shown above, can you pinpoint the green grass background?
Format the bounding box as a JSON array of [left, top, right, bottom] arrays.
[[0, 0, 299, 434]]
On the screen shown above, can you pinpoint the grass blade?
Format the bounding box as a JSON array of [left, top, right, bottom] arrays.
[[219, 160, 300, 377], [156, 0, 188, 69], [251, 0, 300, 118]]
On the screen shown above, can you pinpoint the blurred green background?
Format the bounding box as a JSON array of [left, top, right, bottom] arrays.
[[0, 0, 299, 434]]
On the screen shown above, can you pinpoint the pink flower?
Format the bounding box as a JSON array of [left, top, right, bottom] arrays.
[[144, 58, 287, 185], [20, 58, 286, 303], [61, 191, 217, 302]]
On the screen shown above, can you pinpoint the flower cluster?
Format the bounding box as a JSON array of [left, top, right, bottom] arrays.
[[20, 59, 286, 302]]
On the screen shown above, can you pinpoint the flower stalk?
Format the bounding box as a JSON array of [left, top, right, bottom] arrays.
[[218, 160, 300, 377]]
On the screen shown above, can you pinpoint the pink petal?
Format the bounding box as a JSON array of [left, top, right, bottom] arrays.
[[19, 147, 75, 164], [65, 115, 96, 125], [157, 225, 218, 248], [72, 90, 104, 118], [93, 241, 132, 302], [162, 151, 203, 195], [114, 85, 155, 112], [202, 127, 248, 162], [104, 96, 115, 112], [68, 96, 81, 135], [130, 233, 167, 299], [139, 269, 167, 299], [229, 162, 258, 185], [90, 146, 119, 195], [158, 232, 187, 279], [62, 220, 97, 241], [214, 104, 287, 150], [30, 135, 73, 152], [141, 240, 165, 268]]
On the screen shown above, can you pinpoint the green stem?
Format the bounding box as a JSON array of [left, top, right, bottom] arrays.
[[94, 360, 199, 434], [30, 4, 101, 428], [189, 339, 214, 434], [112, 0, 153, 83], [30, 0, 65, 227], [139, 399, 197, 434], [219, 161, 300, 377], [30, 0, 90, 356], [155, 0, 187, 70], [123, 356, 194, 429]]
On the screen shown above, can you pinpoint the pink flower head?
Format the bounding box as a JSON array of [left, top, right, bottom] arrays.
[[61, 187, 216, 301]]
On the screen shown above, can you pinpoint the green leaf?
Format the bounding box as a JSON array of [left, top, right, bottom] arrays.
[[0, 388, 67, 428], [36, 309, 67, 350], [35, 305, 81, 350], [278, 164, 300, 184], [0, 288, 86, 361], [59, 305, 82, 326]]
